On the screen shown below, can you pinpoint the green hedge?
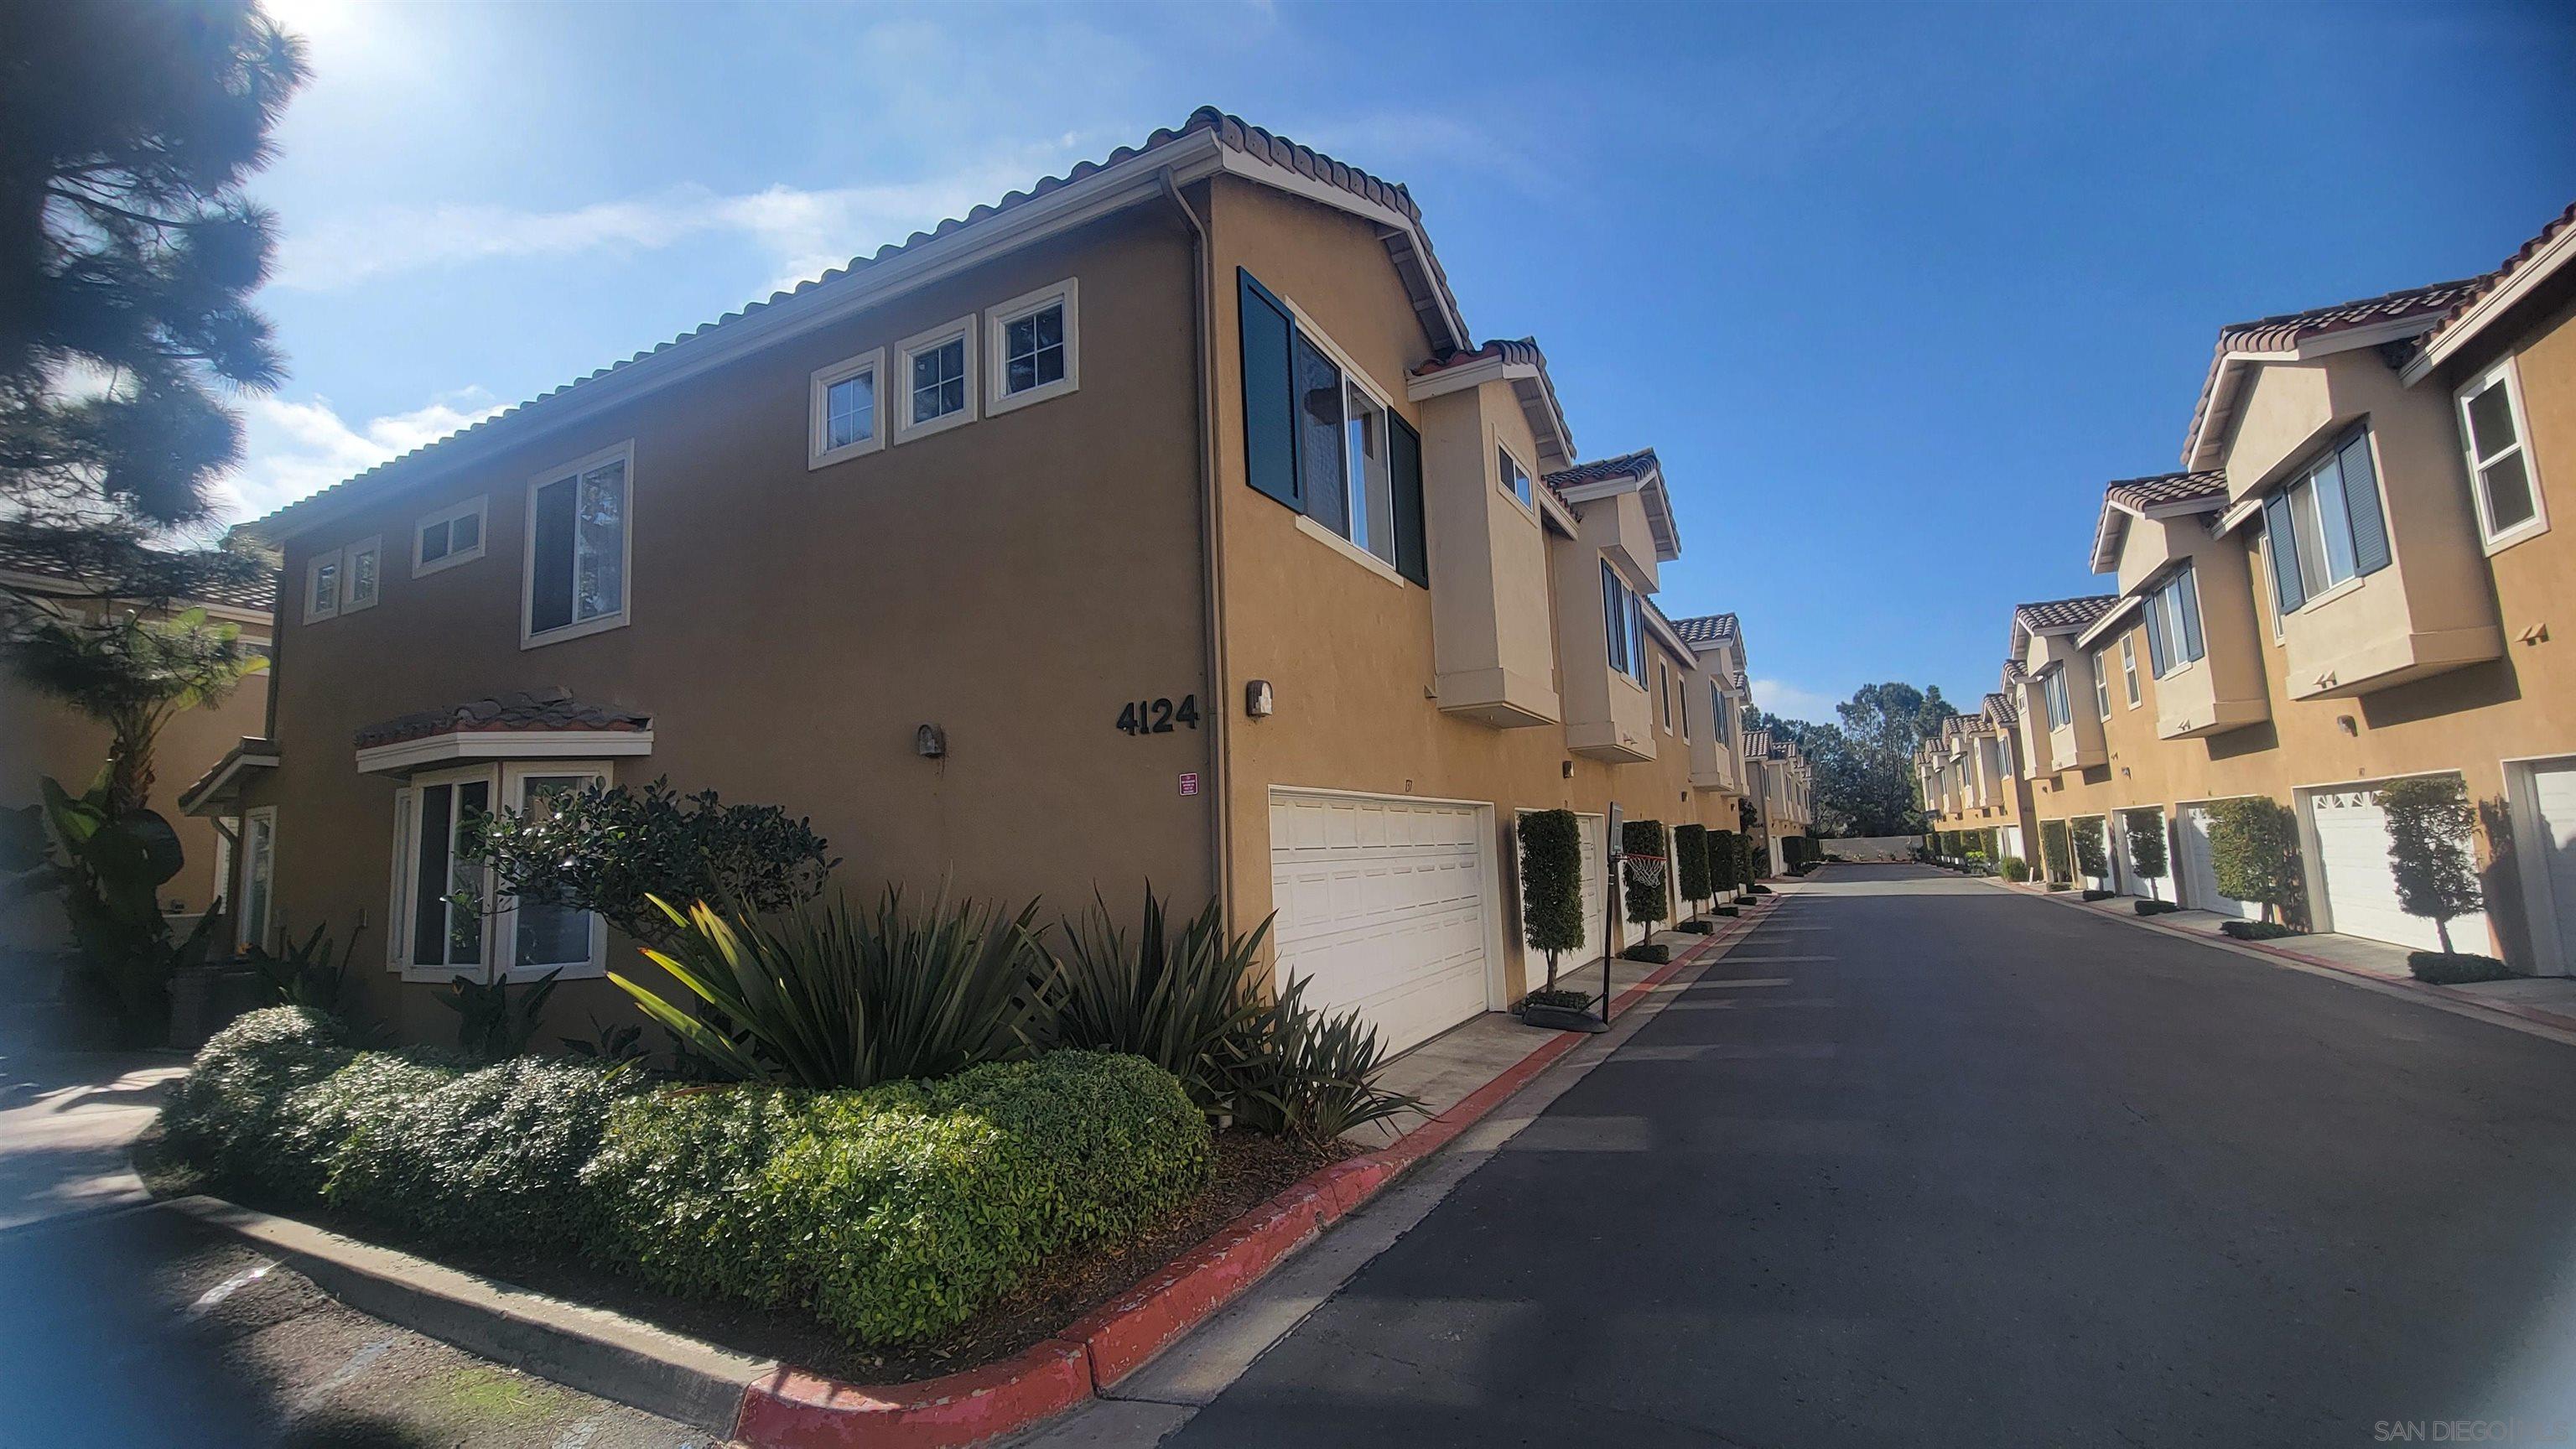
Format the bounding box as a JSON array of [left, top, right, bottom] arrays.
[[158, 1010, 1211, 1347]]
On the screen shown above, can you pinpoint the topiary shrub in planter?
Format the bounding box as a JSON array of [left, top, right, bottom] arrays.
[[2039, 820, 2074, 886], [1517, 810, 1586, 994], [2220, 919, 2302, 941], [1999, 856, 2030, 883], [1677, 920, 1714, 934], [2208, 796, 2304, 927], [1673, 823, 1712, 919], [1623, 818, 1670, 935], [2073, 820, 2109, 885], [2382, 776, 2485, 956], [1521, 987, 1592, 1012], [2123, 809, 2169, 903], [2407, 952, 2514, 985], [1619, 942, 1670, 964], [2134, 899, 2179, 916]]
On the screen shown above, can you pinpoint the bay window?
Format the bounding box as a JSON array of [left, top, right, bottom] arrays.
[[2142, 561, 2206, 678], [2043, 668, 2071, 730], [389, 762, 610, 981], [2262, 429, 2389, 614]]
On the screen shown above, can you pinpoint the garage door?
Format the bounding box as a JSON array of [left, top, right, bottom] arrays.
[[1999, 824, 2025, 865], [2175, 804, 2254, 920], [1270, 791, 1493, 1054], [2112, 810, 2163, 899], [2522, 761, 2576, 974], [2308, 782, 2490, 953], [1575, 813, 1607, 978]]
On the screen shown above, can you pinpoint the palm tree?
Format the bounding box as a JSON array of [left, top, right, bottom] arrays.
[[6, 605, 267, 815]]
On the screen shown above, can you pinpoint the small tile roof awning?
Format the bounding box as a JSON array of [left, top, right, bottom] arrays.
[[176, 737, 280, 817], [1410, 336, 1575, 470], [2091, 470, 2227, 571], [1669, 612, 1739, 647], [1542, 447, 1682, 562], [354, 688, 654, 774], [2184, 276, 2483, 468], [2007, 595, 2119, 661]]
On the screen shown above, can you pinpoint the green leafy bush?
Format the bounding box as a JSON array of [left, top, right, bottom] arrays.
[[1620, 943, 1670, 963], [1052, 891, 1265, 1114], [1999, 855, 2030, 882], [1517, 810, 1585, 990], [1521, 987, 1592, 1011], [2073, 820, 2109, 880], [2407, 951, 2513, 984], [2221, 919, 2301, 941], [2207, 797, 2303, 926], [1673, 823, 1711, 909], [2134, 899, 2179, 916], [2123, 810, 2169, 901], [1225, 975, 1420, 1145], [579, 1083, 818, 1308], [158, 1006, 351, 1180], [2382, 776, 2485, 954], [2039, 820, 2074, 884], [265, 1051, 459, 1201], [327, 1056, 642, 1247]]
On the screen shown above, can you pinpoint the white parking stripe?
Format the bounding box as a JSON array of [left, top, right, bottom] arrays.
[[183, 1259, 273, 1319]]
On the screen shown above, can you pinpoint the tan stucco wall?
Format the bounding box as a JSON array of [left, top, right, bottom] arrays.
[[251, 205, 1213, 1042]]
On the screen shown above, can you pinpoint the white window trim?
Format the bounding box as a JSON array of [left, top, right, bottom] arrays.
[[2457, 356, 2549, 555], [520, 439, 635, 651], [984, 278, 1079, 417], [387, 761, 615, 984], [413, 496, 489, 577], [2120, 633, 2140, 706], [2091, 651, 2111, 720], [341, 536, 382, 615], [236, 806, 277, 953], [893, 314, 979, 444], [304, 551, 342, 623], [1495, 437, 1537, 518], [808, 347, 886, 470], [1266, 286, 1414, 571], [1292, 512, 1403, 587]]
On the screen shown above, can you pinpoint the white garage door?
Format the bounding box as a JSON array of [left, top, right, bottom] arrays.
[[2113, 810, 2163, 899], [2523, 761, 2576, 974], [1575, 813, 1607, 979], [1270, 791, 1493, 1054], [2308, 782, 2490, 953], [2176, 804, 2254, 920]]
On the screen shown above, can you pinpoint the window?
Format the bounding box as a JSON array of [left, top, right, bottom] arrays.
[[2262, 429, 2389, 614], [304, 552, 340, 622], [522, 443, 631, 647], [304, 538, 381, 621], [389, 763, 610, 980], [1711, 684, 1731, 750], [2457, 359, 2546, 548], [2091, 651, 2111, 719], [1659, 661, 1675, 732], [986, 279, 1078, 415], [1599, 562, 1645, 683], [1343, 381, 1397, 564], [2142, 562, 2206, 678], [345, 538, 381, 612], [1498, 444, 1534, 511], [808, 349, 884, 468], [2043, 668, 2071, 730], [414, 497, 488, 576], [236, 807, 276, 952], [2120, 634, 2141, 705], [894, 315, 977, 442]]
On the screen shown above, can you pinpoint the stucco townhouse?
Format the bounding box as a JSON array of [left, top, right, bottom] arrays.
[[204, 109, 1792, 1055], [1918, 692, 2032, 865], [1993, 199, 2576, 967]]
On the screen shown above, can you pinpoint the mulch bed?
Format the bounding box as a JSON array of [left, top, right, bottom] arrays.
[[146, 1127, 1353, 1386]]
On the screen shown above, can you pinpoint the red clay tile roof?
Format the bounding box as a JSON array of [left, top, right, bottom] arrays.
[[0, 529, 278, 612], [1544, 448, 1659, 491], [250, 108, 1472, 543], [2104, 470, 2225, 515], [1412, 337, 1543, 375], [355, 688, 651, 750], [174, 736, 279, 813], [2008, 595, 2118, 657], [2183, 277, 2483, 463], [2410, 199, 2576, 364], [1982, 691, 2018, 725], [1668, 611, 1738, 647]]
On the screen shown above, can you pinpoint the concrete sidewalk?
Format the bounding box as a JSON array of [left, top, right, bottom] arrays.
[[0, 1049, 185, 1232]]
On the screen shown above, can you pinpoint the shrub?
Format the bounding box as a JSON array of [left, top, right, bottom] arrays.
[[622, 889, 1051, 1090], [1677, 919, 1714, 934], [579, 1084, 818, 1308], [2073, 820, 2109, 881], [2134, 899, 2179, 916], [1051, 891, 1266, 1115], [264, 1052, 456, 1201], [1622, 819, 1669, 928], [2080, 888, 2115, 902], [327, 1057, 642, 1247], [1517, 810, 1585, 990], [1225, 975, 1420, 1145], [158, 1006, 351, 1181], [2039, 821, 2074, 884], [2207, 797, 2303, 926], [1673, 823, 1711, 910], [2044, 881, 2071, 893], [1707, 829, 1743, 894], [2381, 776, 2484, 954], [2407, 951, 2514, 984], [1620, 943, 1670, 964], [1712, 903, 1738, 917], [2124, 810, 2169, 901], [434, 968, 563, 1062], [1999, 856, 2030, 882], [2221, 919, 2302, 940]]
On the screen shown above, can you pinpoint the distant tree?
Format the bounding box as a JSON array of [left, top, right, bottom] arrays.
[[2124, 810, 2168, 901], [2381, 776, 2483, 954], [2206, 797, 2303, 926], [1, 0, 308, 604], [1516, 809, 1585, 991], [1746, 683, 1959, 837]]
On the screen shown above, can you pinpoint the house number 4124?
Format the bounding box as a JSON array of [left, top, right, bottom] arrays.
[[1116, 695, 1199, 735]]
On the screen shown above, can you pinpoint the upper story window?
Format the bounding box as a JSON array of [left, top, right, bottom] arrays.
[[2262, 429, 2389, 614], [2142, 562, 2206, 678], [414, 498, 486, 577], [1498, 444, 1533, 511], [1234, 270, 1427, 586], [895, 315, 977, 443], [523, 443, 630, 648], [2120, 634, 2141, 705], [1599, 561, 1645, 684], [304, 536, 381, 623], [809, 349, 884, 469], [2456, 359, 2546, 550], [1659, 660, 1676, 732], [987, 280, 1078, 416], [2090, 650, 2111, 719], [1711, 683, 1731, 750], [2042, 668, 2071, 730]]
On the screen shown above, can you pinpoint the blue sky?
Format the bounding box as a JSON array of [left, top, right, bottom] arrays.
[[230, 0, 2576, 723]]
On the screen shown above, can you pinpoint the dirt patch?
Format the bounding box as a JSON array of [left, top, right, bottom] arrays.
[[152, 1127, 1354, 1386]]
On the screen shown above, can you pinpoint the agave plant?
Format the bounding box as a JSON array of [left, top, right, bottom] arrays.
[[617, 888, 1050, 1090], [1226, 974, 1422, 1145], [1051, 891, 1270, 1114]]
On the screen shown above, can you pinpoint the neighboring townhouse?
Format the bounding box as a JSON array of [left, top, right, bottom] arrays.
[[0, 535, 277, 947], [1919, 692, 2033, 863], [1992, 199, 2576, 967], [219, 110, 1787, 1054]]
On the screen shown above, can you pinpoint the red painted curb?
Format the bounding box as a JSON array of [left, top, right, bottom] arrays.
[[731, 899, 1779, 1446]]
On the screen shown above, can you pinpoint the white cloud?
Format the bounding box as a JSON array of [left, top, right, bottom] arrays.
[[214, 387, 507, 522], [272, 144, 1098, 297], [1750, 678, 1843, 724]]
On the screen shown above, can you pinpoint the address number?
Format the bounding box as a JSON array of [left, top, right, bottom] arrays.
[[1117, 695, 1200, 735]]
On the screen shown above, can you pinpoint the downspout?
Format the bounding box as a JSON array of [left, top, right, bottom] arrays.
[[1158, 168, 1232, 921]]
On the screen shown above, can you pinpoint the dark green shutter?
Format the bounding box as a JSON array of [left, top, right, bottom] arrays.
[[1389, 413, 1427, 585], [2263, 493, 2305, 613], [1237, 270, 1300, 512], [2337, 433, 2392, 576]]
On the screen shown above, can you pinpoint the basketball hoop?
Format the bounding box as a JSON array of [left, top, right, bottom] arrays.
[[1623, 854, 1668, 890]]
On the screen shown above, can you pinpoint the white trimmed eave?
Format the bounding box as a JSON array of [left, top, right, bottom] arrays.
[[2186, 314, 2446, 470], [2074, 594, 2143, 650], [356, 728, 656, 776], [1555, 469, 1682, 562], [1404, 358, 1576, 471], [2402, 224, 2573, 386], [249, 130, 1471, 547], [176, 747, 281, 817]]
